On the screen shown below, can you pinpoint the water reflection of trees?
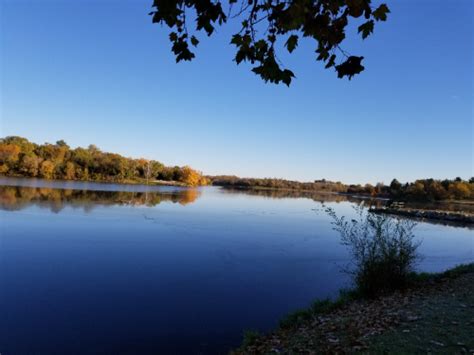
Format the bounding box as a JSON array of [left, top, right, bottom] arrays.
[[221, 187, 386, 207], [0, 186, 201, 213]]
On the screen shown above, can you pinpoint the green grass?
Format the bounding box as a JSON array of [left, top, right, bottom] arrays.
[[408, 262, 474, 284], [279, 289, 361, 329], [437, 262, 474, 278]]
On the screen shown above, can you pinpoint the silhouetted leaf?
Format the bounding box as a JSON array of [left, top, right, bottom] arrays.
[[373, 4, 390, 21], [285, 35, 298, 53], [325, 54, 336, 69], [281, 69, 295, 86], [190, 36, 199, 46], [358, 20, 374, 39], [335, 56, 365, 79], [346, 0, 365, 18]]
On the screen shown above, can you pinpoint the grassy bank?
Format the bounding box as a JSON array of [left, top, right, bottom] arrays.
[[234, 263, 474, 354]]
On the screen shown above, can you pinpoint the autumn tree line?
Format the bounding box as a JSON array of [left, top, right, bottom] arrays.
[[210, 176, 474, 202], [0, 136, 209, 186], [382, 178, 473, 201]]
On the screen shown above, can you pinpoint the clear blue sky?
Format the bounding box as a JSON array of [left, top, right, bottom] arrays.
[[1, 0, 472, 184]]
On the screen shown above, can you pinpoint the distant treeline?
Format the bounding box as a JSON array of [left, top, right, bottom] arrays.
[[210, 176, 347, 192], [0, 136, 209, 186], [366, 178, 474, 202], [210, 176, 474, 202]]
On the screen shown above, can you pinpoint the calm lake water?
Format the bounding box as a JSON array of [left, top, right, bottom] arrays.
[[0, 177, 472, 354]]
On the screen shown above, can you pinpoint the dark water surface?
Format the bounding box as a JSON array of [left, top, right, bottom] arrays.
[[0, 177, 472, 354]]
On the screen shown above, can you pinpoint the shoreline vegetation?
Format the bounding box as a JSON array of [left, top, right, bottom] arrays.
[[0, 136, 209, 187], [210, 175, 474, 203], [234, 263, 474, 354]]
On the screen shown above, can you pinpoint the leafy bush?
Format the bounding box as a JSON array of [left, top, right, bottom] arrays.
[[326, 204, 420, 297]]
